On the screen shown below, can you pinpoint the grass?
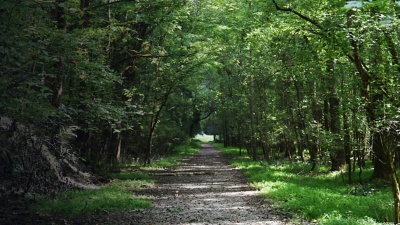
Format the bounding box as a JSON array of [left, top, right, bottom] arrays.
[[146, 139, 201, 168], [33, 140, 202, 217], [32, 173, 153, 216], [212, 143, 394, 224]]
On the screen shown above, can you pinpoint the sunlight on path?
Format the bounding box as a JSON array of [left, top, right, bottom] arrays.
[[130, 143, 288, 225]]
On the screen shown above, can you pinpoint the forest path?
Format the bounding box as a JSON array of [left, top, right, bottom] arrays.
[[127, 143, 288, 225]]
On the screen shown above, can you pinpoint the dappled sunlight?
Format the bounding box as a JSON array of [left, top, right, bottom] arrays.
[[210, 144, 396, 223], [132, 143, 286, 224]]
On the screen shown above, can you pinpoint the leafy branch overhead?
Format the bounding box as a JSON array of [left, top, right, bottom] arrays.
[[1, 0, 400, 223]]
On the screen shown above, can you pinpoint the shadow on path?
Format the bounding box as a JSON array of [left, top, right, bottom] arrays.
[[130, 143, 288, 225]]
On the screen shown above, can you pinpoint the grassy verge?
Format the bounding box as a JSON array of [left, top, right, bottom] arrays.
[[149, 139, 201, 168], [32, 140, 201, 217], [212, 143, 394, 225], [32, 173, 152, 216]]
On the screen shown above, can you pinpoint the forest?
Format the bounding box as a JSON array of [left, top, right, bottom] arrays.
[[1, 0, 400, 224]]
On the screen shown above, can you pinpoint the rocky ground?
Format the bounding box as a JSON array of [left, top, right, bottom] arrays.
[[1, 143, 305, 225]]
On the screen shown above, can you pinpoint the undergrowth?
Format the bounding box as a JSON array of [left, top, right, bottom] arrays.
[[146, 139, 201, 168], [32, 140, 201, 217], [32, 174, 153, 216], [212, 143, 394, 225]]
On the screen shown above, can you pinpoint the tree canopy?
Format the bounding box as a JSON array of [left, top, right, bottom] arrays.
[[1, 0, 400, 222]]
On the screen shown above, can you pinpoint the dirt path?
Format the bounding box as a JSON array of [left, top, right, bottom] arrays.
[[1, 144, 299, 225], [1, 143, 294, 225], [128, 143, 288, 225]]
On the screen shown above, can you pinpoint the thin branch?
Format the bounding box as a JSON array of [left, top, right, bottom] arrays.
[[199, 109, 215, 122], [272, 0, 358, 66], [272, 0, 325, 32]]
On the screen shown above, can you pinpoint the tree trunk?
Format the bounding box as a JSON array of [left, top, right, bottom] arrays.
[[250, 78, 257, 161], [343, 109, 352, 183], [389, 166, 400, 224], [80, 0, 91, 27], [383, 131, 400, 223], [290, 74, 306, 162], [262, 142, 270, 161], [46, 0, 66, 108], [223, 120, 228, 147], [144, 128, 154, 166], [327, 59, 346, 171], [309, 81, 321, 172], [144, 86, 174, 166], [109, 131, 122, 165], [329, 95, 345, 171], [346, 9, 388, 179], [248, 0, 257, 161], [238, 123, 242, 156]]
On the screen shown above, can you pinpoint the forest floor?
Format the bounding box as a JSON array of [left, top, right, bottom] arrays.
[[83, 143, 298, 225], [1, 143, 304, 225]]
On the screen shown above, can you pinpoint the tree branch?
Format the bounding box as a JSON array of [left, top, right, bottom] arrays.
[[272, 0, 325, 32], [199, 109, 215, 122], [272, 0, 358, 66]]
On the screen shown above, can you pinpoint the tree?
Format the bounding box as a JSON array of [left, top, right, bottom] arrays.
[[0, 0, 211, 189], [270, 0, 400, 221]]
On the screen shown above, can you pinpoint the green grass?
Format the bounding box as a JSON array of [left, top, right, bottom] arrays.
[[32, 173, 153, 216], [32, 140, 201, 218], [33, 141, 202, 217], [212, 143, 394, 224], [147, 140, 201, 168]]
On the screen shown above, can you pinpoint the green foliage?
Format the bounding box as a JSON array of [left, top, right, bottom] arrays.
[[3, 0, 400, 221], [34, 139, 200, 216], [148, 142, 200, 168], [0, 0, 209, 180], [189, 139, 203, 149], [33, 177, 152, 216], [214, 144, 394, 223]]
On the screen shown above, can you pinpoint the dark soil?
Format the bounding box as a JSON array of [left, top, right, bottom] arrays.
[[1, 143, 302, 225]]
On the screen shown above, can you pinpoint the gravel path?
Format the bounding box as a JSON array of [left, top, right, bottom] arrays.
[[130, 143, 289, 225], [0, 143, 300, 225]]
